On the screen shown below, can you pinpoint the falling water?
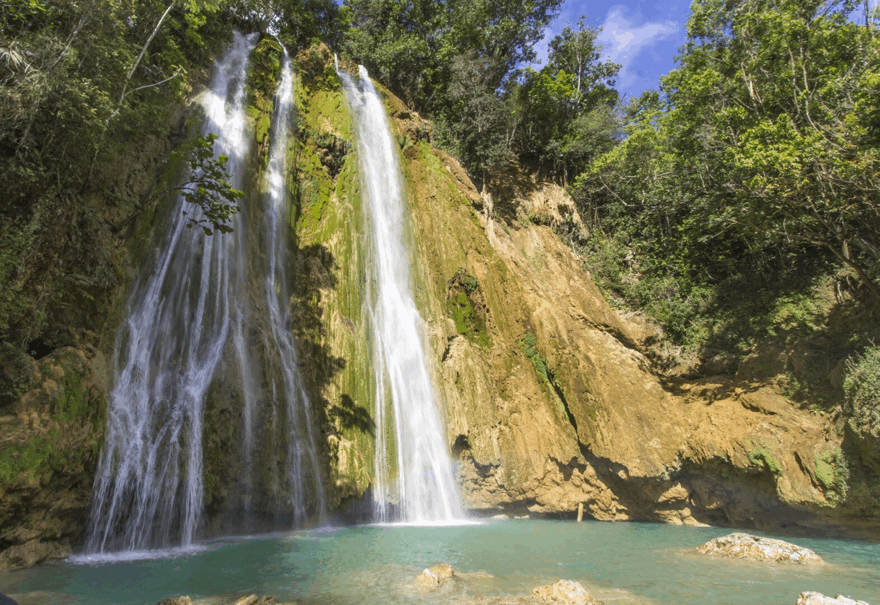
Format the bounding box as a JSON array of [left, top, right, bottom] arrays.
[[85, 32, 257, 553], [85, 34, 326, 553], [261, 51, 326, 525], [338, 66, 464, 523]]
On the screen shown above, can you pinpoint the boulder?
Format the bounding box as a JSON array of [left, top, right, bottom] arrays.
[[0, 539, 71, 570], [234, 596, 280, 605], [413, 563, 455, 590], [696, 533, 824, 564], [531, 580, 602, 605], [152, 598, 193, 605], [797, 593, 871, 605]]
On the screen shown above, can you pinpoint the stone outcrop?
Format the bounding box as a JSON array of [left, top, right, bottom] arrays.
[[413, 563, 456, 590], [0, 347, 105, 570], [152, 595, 296, 605], [532, 580, 602, 605], [153, 598, 193, 605], [797, 593, 871, 605], [696, 533, 824, 564]]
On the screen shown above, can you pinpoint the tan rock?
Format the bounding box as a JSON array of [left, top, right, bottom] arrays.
[[152, 598, 193, 605], [0, 539, 71, 570], [697, 533, 824, 564], [233, 596, 278, 605], [797, 592, 871, 605], [413, 563, 455, 590], [531, 580, 602, 605]]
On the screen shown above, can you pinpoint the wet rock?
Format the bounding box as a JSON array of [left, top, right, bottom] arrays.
[[413, 563, 455, 590], [233, 596, 284, 605], [0, 539, 71, 570], [697, 533, 824, 564], [796, 592, 871, 605], [532, 580, 602, 605], [152, 597, 193, 605]]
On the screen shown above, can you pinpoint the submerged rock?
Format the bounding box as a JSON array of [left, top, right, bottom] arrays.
[[413, 563, 456, 590], [153, 598, 193, 605], [532, 580, 602, 605], [233, 596, 283, 605], [797, 593, 871, 605], [697, 533, 824, 564]]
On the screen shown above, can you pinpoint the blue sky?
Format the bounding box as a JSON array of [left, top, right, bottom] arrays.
[[533, 0, 693, 100]]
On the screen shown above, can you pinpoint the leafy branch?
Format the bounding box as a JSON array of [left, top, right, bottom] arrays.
[[113, 133, 243, 236], [180, 133, 243, 235]]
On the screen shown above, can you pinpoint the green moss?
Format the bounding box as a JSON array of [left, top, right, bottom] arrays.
[[247, 38, 283, 106], [815, 447, 849, 504], [447, 271, 489, 347], [0, 435, 61, 485], [522, 332, 549, 382], [747, 447, 782, 476], [55, 369, 87, 422]]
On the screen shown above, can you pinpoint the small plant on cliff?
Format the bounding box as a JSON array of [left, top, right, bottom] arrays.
[[843, 345, 880, 439], [815, 447, 849, 505], [747, 447, 782, 476], [522, 332, 549, 382]]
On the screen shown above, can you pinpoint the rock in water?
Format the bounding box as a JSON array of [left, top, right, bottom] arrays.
[[152, 598, 193, 605], [532, 580, 603, 605], [696, 533, 824, 564], [234, 596, 280, 605], [413, 563, 456, 590], [797, 592, 871, 605]]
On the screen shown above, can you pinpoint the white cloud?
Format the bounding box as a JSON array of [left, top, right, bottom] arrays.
[[598, 6, 680, 93]]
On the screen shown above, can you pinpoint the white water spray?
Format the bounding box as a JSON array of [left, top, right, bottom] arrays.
[[338, 65, 465, 523]]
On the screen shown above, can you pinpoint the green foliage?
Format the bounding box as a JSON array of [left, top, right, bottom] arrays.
[[522, 332, 550, 382], [342, 0, 589, 185], [843, 345, 880, 437], [747, 446, 782, 476], [178, 133, 244, 236], [814, 447, 849, 504], [447, 270, 489, 347], [510, 17, 621, 182], [573, 0, 880, 353]]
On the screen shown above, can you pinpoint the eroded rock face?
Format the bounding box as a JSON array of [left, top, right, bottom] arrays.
[[381, 83, 878, 535], [0, 347, 106, 570], [797, 592, 871, 605], [697, 533, 824, 564], [532, 580, 602, 605]]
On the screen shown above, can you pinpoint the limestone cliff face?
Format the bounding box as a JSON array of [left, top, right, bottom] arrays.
[[367, 81, 879, 536]]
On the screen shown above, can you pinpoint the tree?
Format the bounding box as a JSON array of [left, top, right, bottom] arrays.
[[511, 18, 620, 183], [663, 0, 880, 298]]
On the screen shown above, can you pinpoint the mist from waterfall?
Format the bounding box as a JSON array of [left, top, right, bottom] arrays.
[[337, 65, 465, 524]]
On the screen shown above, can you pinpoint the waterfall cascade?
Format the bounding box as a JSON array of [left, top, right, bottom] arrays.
[[338, 65, 465, 524], [85, 34, 324, 554], [261, 51, 326, 525]]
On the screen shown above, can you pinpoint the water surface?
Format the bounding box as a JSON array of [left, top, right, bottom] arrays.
[[4, 520, 879, 604]]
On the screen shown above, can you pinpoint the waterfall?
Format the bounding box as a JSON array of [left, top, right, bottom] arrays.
[[338, 66, 465, 524], [85, 34, 325, 554], [261, 51, 326, 525], [85, 32, 256, 553]]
